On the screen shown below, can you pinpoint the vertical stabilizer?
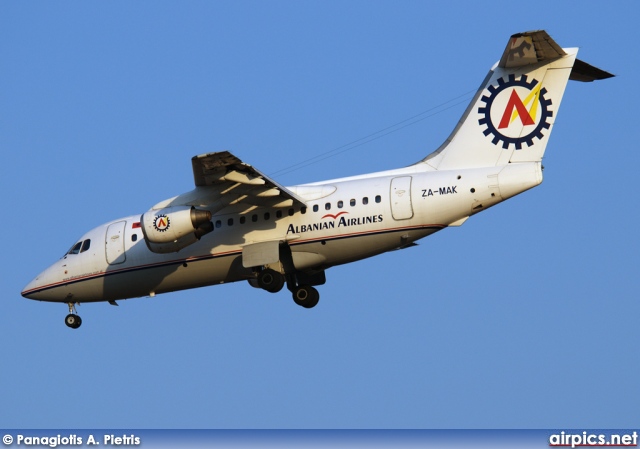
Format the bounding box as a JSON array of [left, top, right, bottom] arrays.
[[421, 31, 612, 171]]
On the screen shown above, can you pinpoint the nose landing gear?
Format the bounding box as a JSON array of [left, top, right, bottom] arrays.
[[65, 302, 82, 329]]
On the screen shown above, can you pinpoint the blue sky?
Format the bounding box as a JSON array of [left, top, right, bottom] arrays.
[[1, 1, 638, 429]]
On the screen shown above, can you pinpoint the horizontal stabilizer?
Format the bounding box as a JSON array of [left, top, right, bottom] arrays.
[[498, 30, 613, 81], [498, 30, 566, 68], [570, 59, 614, 82]]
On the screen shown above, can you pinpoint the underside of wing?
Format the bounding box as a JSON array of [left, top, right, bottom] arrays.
[[152, 151, 307, 214]]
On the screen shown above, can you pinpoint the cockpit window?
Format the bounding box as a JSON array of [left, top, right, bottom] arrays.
[[65, 239, 90, 257], [67, 241, 82, 255]]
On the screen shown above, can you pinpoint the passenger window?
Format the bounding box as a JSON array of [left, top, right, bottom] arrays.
[[362, 197, 369, 205], [288, 208, 294, 216], [313, 205, 319, 212], [301, 207, 307, 215], [80, 239, 91, 253], [215, 220, 222, 228], [325, 203, 331, 210], [228, 218, 234, 226], [252, 214, 258, 222], [240, 216, 246, 224], [264, 212, 270, 220], [337, 200, 343, 208], [375, 195, 381, 203], [131, 234, 138, 242], [350, 199, 356, 207], [276, 210, 283, 218]]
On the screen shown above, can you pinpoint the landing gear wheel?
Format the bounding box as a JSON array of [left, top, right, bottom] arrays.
[[292, 285, 320, 309], [257, 269, 285, 293], [65, 313, 82, 329]]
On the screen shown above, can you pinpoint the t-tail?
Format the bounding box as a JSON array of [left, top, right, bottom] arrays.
[[420, 30, 613, 171]]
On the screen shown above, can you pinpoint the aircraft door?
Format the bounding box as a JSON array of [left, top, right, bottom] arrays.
[[390, 176, 414, 220], [105, 221, 127, 265]]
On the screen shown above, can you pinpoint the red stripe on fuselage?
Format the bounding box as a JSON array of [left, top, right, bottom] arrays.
[[22, 223, 445, 297]]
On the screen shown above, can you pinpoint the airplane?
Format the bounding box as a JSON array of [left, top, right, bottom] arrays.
[[21, 30, 613, 328]]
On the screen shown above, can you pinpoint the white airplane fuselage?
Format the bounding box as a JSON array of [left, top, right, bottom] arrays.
[[22, 162, 540, 304], [21, 30, 612, 327]]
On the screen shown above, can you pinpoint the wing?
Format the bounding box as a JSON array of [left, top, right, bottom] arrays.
[[152, 151, 307, 214]]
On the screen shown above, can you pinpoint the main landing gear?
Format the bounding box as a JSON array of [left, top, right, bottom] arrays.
[[291, 284, 320, 309], [257, 268, 285, 293], [65, 302, 82, 329], [252, 268, 321, 309], [286, 270, 324, 309]]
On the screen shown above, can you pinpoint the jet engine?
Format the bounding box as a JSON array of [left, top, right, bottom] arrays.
[[141, 206, 213, 253]]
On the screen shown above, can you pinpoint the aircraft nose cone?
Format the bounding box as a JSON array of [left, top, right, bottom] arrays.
[[21, 265, 52, 300], [21, 277, 40, 299], [21, 263, 68, 301]]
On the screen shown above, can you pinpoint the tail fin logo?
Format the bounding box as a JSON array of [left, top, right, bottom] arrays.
[[478, 74, 553, 149]]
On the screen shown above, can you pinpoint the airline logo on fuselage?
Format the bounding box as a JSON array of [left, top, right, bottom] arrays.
[[478, 74, 553, 150], [153, 215, 170, 232], [286, 212, 383, 235]]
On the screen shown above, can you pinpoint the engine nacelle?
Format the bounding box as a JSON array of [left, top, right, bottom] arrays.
[[141, 206, 213, 253]]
